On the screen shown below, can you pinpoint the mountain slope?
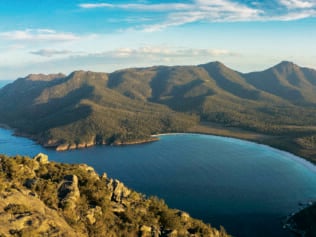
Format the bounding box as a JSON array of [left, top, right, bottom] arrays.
[[0, 71, 197, 150], [1, 61, 316, 155], [107, 61, 316, 131], [244, 61, 316, 104], [0, 154, 230, 237]]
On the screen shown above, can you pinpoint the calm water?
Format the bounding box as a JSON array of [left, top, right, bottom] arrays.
[[1, 129, 316, 237]]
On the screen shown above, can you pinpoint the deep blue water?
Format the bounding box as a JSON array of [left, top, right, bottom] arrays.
[[1, 129, 316, 237]]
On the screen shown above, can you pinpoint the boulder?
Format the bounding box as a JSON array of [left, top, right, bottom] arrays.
[[177, 211, 190, 221], [139, 225, 152, 237], [78, 164, 99, 180], [33, 153, 49, 164], [56, 144, 69, 151], [105, 179, 131, 203], [86, 206, 102, 225]]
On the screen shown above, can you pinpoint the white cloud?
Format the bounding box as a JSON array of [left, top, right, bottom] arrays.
[[143, 3, 261, 31], [30, 49, 77, 57], [271, 9, 316, 20], [79, 2, 191, 11], [80, 0, 262, 32], [0, 29, 79, 42], [279, 0, 314, 9], [79, 3, 113, 9], [79, 0, 316, 31], [91, 46, 238, 59]]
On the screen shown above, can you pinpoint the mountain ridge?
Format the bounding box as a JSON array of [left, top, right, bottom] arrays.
[[1, 61, 316, 162]]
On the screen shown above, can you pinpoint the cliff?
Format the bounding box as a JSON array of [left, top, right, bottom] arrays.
[[0, 154, 230, 237]]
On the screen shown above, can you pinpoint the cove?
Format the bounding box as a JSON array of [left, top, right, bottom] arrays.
[[1, 128, 316, 237]]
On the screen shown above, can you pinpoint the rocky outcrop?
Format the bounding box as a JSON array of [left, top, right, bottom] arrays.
[[139, 225, 161, 237], [284, 201, 316, 236], [105, 178, 131, 204], [33, 153, 49, 164], [0, 186, 81, 237], [58, 175, 80, 209], [54, 137, 158, 151], [0, 154, 231, 237], [56, 140, 96, 151], [85, 206, 102, 225]]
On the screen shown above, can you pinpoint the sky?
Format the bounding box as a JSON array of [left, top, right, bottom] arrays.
[[0, 0, 316, 80]]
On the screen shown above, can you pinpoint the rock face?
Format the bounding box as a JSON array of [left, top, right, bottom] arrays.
[[106, 179, 131, 203], [0, 186, 81, 237], [58, 175, 80, 209], [56, 140, 96, 151]]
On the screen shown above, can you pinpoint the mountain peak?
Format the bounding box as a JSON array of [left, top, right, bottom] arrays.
[[200, 61, 225, 67], [275, 61, 298, 69], [199, 61, 230, 72]]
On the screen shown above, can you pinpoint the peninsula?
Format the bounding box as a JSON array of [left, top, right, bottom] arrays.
[[1, 61, 316, 164]]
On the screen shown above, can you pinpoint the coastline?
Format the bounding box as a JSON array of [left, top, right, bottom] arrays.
[[283, 201, 316, 236], [187, 122, 316, 165], [1, 121, 316, 166], [52, 136, 160, 151]]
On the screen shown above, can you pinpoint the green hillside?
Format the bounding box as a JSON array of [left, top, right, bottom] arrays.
[[244, 61, 316, 105], [0, 71, 197, 150], [1, 61, 316, 162], [108, 61, 316, 131]]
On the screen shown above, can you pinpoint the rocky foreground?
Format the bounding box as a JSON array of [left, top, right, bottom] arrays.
[[0, 153, 230, 237], [285, 201, 316, 237]]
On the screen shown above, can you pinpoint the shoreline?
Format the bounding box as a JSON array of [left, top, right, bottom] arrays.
[[50, 136, 160, 151], [153, 131, 316, 173], [1, 122, 316, 166], [186, 122, 316, 165]]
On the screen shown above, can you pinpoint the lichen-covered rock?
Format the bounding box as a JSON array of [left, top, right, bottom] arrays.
[[105, 179, 131, 203], [78, 164, 99, 180], [33, 153, 49, 164], [86, 206, 102, 225], [0, 188, 81, 237], [139, 225, 152, 237], [58, 175, 80, 209], [177, 211, 190, 221]]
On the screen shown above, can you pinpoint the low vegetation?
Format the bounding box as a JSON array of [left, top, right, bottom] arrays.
[[0, 154, 230, 237]]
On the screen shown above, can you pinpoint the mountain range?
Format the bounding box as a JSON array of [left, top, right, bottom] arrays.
[[1, 61, 316, 162]]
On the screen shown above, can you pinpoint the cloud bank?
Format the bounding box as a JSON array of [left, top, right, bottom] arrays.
[[0, 29, 79, 42], [79, 0, 316, 31]]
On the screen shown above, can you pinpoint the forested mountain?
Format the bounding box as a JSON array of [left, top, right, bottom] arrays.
[[244, 61, 316, 104], [0, 71, 196, 150], [107, 61, 316, 130], [1, 61, 316, 161]]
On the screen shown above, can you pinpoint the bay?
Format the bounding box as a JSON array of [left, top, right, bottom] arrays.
[[1, 128, 316, 237]]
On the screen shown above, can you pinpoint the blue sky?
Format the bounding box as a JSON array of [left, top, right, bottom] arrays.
[[0, 0, 316, 80]]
